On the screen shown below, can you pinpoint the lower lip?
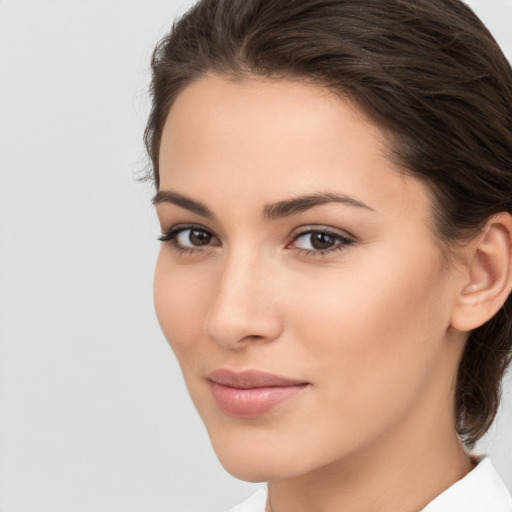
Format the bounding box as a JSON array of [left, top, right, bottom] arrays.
[[210, 382, 308, 418]]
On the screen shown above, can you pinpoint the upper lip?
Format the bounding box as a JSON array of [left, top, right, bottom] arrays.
[[206, 369, 308, 389]]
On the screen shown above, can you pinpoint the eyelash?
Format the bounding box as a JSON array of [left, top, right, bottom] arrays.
[[290, 228, 354, 257], [158, 224, 355, 257], [157, 224, 217, 256]]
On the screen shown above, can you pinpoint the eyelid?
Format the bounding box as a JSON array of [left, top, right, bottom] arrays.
[[158, 223, 220, 244], [158, 223, 356, 257], [289, 224, 355, 242], [286, 225, 356, 256]]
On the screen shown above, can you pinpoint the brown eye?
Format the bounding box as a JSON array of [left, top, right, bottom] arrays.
[[158, 225, 221, 252], [309, 232, 336, 250], [176, 228, 215, 247], [188, 229, 211, 246], [290, 228, 354, 256]]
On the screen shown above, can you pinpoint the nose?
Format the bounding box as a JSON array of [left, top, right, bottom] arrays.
[[204, 249, 283, 350]]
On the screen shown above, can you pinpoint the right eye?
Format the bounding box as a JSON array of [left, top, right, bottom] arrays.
[[158, 225, 221, 252]]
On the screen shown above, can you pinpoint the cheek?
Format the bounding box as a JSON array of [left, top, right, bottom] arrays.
[[285, 246, 448, 420], [153, 250, 209, 362]]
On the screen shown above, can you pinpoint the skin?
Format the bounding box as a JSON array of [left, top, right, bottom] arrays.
[[154, 73, 477, 512]]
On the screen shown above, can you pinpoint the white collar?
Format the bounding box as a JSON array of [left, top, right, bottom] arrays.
[[421, 456, 512, 511], [228, 457, 512, 512]]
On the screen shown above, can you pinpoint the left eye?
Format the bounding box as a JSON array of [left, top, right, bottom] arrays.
[[291, 230, 352, 253]]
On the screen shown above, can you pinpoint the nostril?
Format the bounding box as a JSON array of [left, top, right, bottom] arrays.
[[205, 304, 282, 349]]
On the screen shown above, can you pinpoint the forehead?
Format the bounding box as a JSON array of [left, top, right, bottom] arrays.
[[161, 73, 381, 161], [158, 73, 431, 225]]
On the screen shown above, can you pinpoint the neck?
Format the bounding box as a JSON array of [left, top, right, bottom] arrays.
[[267, 441, 474, 512]]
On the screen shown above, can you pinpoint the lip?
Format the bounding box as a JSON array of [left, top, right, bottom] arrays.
[[206, 369, 309, 418]]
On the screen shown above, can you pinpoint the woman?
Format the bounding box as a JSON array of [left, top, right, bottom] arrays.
[[145, 0, 512, 510]]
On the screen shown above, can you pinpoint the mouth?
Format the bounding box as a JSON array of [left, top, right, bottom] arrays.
[[206, 369, 309, 418]]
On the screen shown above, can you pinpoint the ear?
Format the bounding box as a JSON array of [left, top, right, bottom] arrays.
[[451, 213, 512, 332]]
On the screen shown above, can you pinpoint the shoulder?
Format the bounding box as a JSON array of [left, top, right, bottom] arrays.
[[225, 488, 267, 512]]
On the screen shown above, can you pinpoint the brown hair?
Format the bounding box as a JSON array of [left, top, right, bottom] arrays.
[[144, 0, 512, 449]]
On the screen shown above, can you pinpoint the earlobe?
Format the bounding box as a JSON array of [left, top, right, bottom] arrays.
[[451, 213, 512, 332]]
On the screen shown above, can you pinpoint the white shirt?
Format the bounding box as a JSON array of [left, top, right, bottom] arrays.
[[227, 457, 512, 512]]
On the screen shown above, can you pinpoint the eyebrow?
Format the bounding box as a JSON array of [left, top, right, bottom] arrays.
[[263, 192, 375, 221], [153, 190, 214, 218], [152, 189, 375, 221]]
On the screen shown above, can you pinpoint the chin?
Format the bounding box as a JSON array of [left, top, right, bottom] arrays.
[[206, 425, 324, 483], [220, 461, 273, 483], [206, 431, 274, 481], [215, 449, 292, 483]]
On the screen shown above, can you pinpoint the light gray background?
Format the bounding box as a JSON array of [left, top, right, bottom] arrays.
[[0, 1, 511, 511]]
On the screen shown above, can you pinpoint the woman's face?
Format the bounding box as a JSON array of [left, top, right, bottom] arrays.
[[154, 74, 465, 482]]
